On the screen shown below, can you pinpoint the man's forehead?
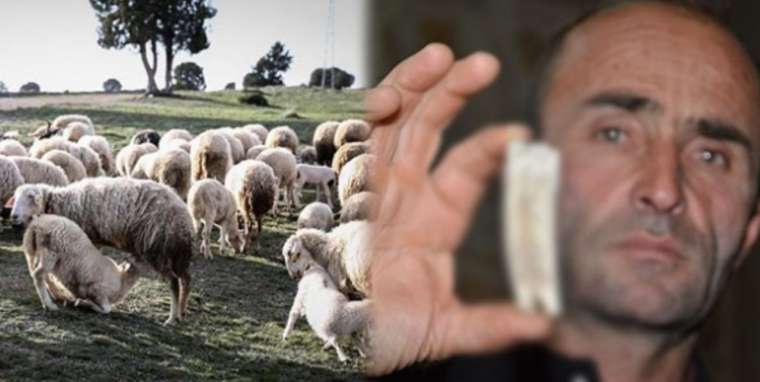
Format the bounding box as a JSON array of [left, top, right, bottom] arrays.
[[543, 2, 760, 143]]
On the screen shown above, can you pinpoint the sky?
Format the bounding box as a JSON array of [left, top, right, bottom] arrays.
[[0, 0, 368, 92]]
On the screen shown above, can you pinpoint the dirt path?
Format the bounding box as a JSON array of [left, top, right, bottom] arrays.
[[0, 93, 141, 111]]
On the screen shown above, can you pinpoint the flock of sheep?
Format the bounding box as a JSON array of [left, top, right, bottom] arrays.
[[0, 113, 377, 362]]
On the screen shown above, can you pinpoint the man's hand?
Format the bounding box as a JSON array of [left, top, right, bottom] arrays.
[[366, 43, 552, 375]]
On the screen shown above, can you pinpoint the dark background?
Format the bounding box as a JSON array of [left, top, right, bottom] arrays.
[[369, 1, 760, 380]]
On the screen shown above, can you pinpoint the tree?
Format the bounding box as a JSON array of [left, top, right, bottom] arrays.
[[90, 0, 216, 95], [19, 82, 40, 93], [309, 67, 355, 90], [0, 81, 7, 94], [243, 42, 293, 88], [103, 78, 122, 93], [173, 62, 206, 91]]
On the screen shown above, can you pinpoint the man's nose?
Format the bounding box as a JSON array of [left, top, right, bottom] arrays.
[[632, 147, 684, 215]]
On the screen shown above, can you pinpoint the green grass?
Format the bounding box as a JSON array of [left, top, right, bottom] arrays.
[[0, 88, 366, 381]]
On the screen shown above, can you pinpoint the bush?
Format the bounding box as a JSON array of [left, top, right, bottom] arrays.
[[174, 62, 206, 91], [309, 67, 355, 90], [103, 78, 122, 93], [239, 90, 269, 106], [243, 42, 293, 88], [19, 82, 40, 93], [0, 81, 7, 94], [224, 82, 235, 90]]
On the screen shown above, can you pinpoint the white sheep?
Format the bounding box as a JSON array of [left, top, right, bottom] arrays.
[[29, 137, 103, 177], [224, 160, 277, 251], [11, 157, 69, 187], [282, 263, 371, 362], [187, 179, 245, 258], [332, 142, 369, 175], [159, 129, 193, 149], [115, 142, 158, 177], [265, 125, 299, 154], [297, 202, 334, 231], [282, 221, 372, 297], [294, 164, 337, 209], [78, 135, 115, 176], [130, 148, 192, 200], [22, 214, 141, 314], [61, 121, 94, 142], [340, 191, 378, 224], [161, 139, 191, 153], [246, 145, 267, 160], [313, 121, 339, 166], [41, 149, 87, 183], [241, 124, 268, 144], [334, 119, 370, 148], [297, 145, 317, 164], [190, 130, 233, 183], [10, 178, 194, 325], [29, 114, 94, 140], [230, 128, 261, 153], [217, 128, 246, 164], [256, 147, 298, 214], [0, 156, 24, 203], [0, 140, 28, 157], [338, 154, 374, 206]]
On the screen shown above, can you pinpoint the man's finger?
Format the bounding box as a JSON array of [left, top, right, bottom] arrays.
[[435, 302, 552, 359], [380, 43, 455, 93], [430, 125, 532, 223], [396, 52, 501, 171]]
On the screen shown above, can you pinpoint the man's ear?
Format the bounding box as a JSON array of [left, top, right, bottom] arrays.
[[735, 200, 760, 270]]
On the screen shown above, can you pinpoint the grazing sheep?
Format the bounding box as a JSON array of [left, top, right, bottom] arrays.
[[131, 148, 192, 200], [241, 124, 268, 144], [115, 143, 158, 177], [78, 135, 115, 176], [334, 119, 371, 148], [11, 157, 69, 187], [297, 145, 317, 164], [313, 121, 339, 166], [29, 137, 102, 176], [161, 139, 191, 153], [256, 148, 298, 214], [338, 154, 375, 206], [30, 114, 94, 140], [294, 164, 337, 209], [265, 126, 299, 154], [332, 142, 369, 175], [22, 214, 140, 313], [282, 221, 372, 297], [159, 129, 193, 148], [339, 192, 378, 224], [230, 128, 261, 153], [190, 130, 232, 183], [224, 160, 277, 251], [282, 263, 371, 362], [41, 150, 87, 183], [1, 130, 20, 140], [0, 156, 24, 203], [10, 178, 194, 325], [187, 179, 245, 258], [246, 145, 267, 160], [61, 121, 94, 142], [216, 128, 246, 164], [0, 140, 28, 157], [297, 202, 334, 231], [131, 129, 161, 146]]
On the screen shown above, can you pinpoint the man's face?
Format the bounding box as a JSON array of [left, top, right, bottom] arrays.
[[541, 3, 760, 328]]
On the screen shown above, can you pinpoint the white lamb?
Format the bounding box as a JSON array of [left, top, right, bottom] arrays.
[[22, 214, 140, 314], [297, 202, 334, 231], [294, 164, 337, 209], [282, 262, 371, 362], [187, 179, 245, 258]]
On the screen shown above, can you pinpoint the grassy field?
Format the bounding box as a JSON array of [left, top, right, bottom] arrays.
[[0, 88, 366, 381]]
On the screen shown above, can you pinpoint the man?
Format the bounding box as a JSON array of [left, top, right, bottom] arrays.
[[365, 1, 760, 381]]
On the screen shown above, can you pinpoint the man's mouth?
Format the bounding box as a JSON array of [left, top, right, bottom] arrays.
[[616, 234, 684, 263]]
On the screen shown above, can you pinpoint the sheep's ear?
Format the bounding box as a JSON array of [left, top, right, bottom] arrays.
[[4, 195, 14, 209]]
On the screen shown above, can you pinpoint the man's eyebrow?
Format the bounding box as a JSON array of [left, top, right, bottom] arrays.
[[584, 92, 661, 113], [696, 119, 753, 153]]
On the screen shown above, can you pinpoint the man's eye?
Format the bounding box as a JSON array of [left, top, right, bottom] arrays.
[[700, 149, 728, 168], [596, 127, 626, 143]]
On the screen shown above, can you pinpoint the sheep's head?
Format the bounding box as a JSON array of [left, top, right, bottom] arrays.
[[282, 234, 315, 280], [225, 228, 246, 255], [10, 185, 49, 228]]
